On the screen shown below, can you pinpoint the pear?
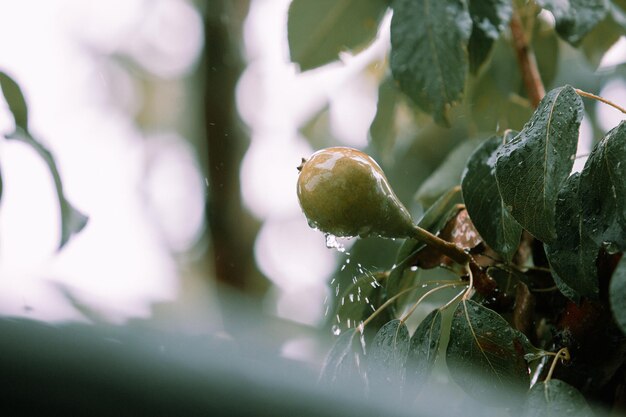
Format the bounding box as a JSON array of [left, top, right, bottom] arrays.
[[297, 147, 470, 265], [297, 147, 415, 239]]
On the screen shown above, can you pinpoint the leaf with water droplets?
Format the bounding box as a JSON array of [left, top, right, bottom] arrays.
[[467, 0, 513, 73], [579, 121, 626, 251], [446, 299, 531, 405], [545, 173, 600, 301], [537, 0, 608, 45], [390, 0, 472, 125], [288, 0, 388, 71], [610, 256, 626, 336], [367, 319, 410, 396], [405, 309, 442, 396], [523, 379, 592, 417], [319, 329, 364, 387], [462, 136, 522, 261], [495, 85, 584, 244]]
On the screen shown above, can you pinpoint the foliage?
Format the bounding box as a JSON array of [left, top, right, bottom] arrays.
[[0, 71, 88, 249], [289, 0, 626, 414]]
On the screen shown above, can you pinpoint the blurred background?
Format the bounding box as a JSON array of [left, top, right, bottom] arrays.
[[0, 0, 625, 370]]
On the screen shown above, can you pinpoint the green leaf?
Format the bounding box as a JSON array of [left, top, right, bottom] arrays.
[[580, 11, 624, 68], [336, 273, 388, 330], [537, 0, 609, 45], [610, 256, 626, 335], [367, 319, 410, 393], [8, 129, 88, 249], [319, 329, 363, 386], [405, 309, 442, 395], [467, 0, 513, 73], [288, 0, 388, 71], [495, 85, 583, 244], [446, 299, 530, 404], [390, 0, 472, 125], [523, 379, 593, 417], [386, 187, 463, 299], [545, 173, 599, 301], [369, 77, 400, 159], [579, 121, 626, 250], [462, 136, 522, 261], [0, 71, 87, 249], [0, 71, 28, 131], [415, 139, 481, 207]]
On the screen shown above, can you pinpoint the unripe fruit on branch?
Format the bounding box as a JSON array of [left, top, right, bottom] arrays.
[[296, 147, 471, 265], [296, 147, 415, 239]]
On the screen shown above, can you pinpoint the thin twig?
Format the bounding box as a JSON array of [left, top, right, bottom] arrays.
[[400, 283, 463, 323], [575, 89, 626, 115], [545, 347, 571, 382]]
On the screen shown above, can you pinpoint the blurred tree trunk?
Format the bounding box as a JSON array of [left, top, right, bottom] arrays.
[[202, 0, 264, 293]]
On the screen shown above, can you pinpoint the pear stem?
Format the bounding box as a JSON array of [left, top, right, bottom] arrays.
[[409, 224, 471, 265]]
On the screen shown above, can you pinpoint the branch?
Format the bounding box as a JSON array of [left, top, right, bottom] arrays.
[[509, 11, 545, 108]]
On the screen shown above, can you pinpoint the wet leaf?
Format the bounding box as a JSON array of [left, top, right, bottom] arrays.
[[462, 136, 522, 261], [446, 299, 531, 405], [467, 0, 513, 73], [367, 319, 410, 394], [610, 256, 626, 335], [390, 0, 472, 125], [405, 309, 442, 396], [288, 0, 388, 71], [537, 0, 608, 45], [336, 273, 388, 330], [495, 85, 583, 244], [0, 71, 28, 131], [416, 139, 481, 207], [8, 129, 88, 249], [319, 329, 363, 387], [523, 379, 592, 417], [545, 173, 599, 301], [579, 121, 626, 251]]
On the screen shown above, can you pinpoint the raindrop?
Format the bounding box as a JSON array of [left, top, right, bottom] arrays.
[[349, 294, 355, 302], [331, 325, 342, 336], [359, 332, 367, 354], [325, 234, 346, 252]]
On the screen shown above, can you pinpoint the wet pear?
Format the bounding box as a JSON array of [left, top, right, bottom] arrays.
[[297, 147, 416, 239]]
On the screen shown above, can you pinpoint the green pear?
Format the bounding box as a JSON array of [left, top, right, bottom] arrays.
[[297, 147, 415, 239]]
